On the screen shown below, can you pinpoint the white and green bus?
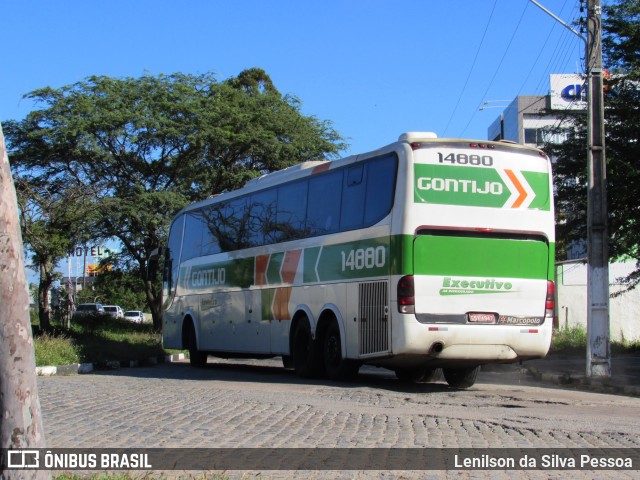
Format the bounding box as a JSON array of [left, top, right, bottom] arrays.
[[162, 132, 555, 388]]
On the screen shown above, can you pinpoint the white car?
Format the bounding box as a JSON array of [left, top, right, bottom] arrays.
[[103, 305, 123, 319], [123, 310, 144, 323]]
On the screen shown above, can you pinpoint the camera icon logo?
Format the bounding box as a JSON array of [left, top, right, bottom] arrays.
[[7, 450, 40, 468]]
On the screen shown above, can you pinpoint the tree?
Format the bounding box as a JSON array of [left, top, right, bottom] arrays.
[[0, 123, 48, 479], [11, 178, 97, 331], [546, 0, 640, 290], [86, 254, 148, 311], [5, 68, 346, 329]]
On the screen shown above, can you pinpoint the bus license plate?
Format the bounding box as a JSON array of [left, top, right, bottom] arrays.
[[468, 312, 496, 323]]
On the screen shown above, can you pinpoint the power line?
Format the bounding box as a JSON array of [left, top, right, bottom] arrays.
[[442, 0, 499, 136], [459, 0, 531, 137]]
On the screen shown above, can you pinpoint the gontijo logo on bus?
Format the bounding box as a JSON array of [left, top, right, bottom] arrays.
[[414, 164, 550, 210], [440, 276, 515, 296]]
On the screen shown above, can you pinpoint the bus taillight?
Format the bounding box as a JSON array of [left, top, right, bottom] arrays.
[[469, 142, 496, 149], [397, 275, 415, 314], [545, 280, 555, 319]]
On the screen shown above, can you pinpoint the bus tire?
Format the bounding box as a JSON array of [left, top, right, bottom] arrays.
[[323, 321, 359, 381], [186, 322, 207, 368], [282, 355, 293, 369], [292, 317, 321, 378], [443, 365, 480, 389], [395, 366, 441, 383]]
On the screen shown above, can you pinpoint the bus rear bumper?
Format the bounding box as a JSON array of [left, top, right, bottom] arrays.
[[388, 315, 552, 365], [434, 344, 518, 361]]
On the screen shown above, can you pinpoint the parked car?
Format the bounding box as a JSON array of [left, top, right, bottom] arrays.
[[71, 303, 105, 321], [103, 305, 123, 319], [123, 310, 144, 323]]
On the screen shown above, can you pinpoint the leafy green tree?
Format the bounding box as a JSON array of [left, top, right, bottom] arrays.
[[86, 254, 148, 312], [11, 176, 97, 331], [5, 68, 346, 329], [547, 0, 640, 291]]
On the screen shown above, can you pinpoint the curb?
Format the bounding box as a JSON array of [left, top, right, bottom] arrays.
[[36, 353, 187, 376], [524, 365, 640, 397]]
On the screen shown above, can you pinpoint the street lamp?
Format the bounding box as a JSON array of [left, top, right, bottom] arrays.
[[479, 100, 511, 111]]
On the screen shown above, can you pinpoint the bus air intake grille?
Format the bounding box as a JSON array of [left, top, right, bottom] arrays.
[[359, 281, 390, 355]]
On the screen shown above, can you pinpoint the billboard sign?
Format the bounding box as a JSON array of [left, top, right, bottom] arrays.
[[550, 74, 587, 111]]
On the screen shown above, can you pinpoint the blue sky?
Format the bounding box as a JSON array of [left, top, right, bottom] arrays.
[[3, 0, 585, 284], [2, 0, 585, 157]]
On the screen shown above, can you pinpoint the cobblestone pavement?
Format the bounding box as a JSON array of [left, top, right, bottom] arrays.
[[37, 359, 640, 479]]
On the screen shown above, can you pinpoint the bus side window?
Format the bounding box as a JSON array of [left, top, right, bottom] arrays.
[[219, 197, 251, 251], [364, 154, 397, 224], [200, 206, 222, 256], [341, 165, 366, 230], [182, 212, 205, 261], [347, 164, 363, 186], [307, 170, 342, 236], [249, 189, 278, 247], [164, 214, 185, 304], [276, 181, 308, 241]]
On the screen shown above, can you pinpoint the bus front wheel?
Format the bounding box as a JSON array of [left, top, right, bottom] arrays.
[[186, 322, 207, 368], [443, 366, 480, 389]]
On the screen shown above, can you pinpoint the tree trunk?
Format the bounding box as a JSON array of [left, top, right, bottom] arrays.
[[140, 256, 163, 331], [144, 277, 162, 331], [37, 263, 52, 332], [0, 124, 49, 478]]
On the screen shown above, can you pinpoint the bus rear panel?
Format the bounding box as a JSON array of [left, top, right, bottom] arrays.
[[386, 135, 554, 369]]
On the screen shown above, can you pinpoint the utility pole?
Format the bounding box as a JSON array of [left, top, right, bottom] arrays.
[[585, 0, 610, 378], [531, 0, 610, 378]]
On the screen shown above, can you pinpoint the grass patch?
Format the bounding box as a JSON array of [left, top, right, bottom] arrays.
[[551, 324, 640, 355], [612, 336, 640, 354], [33, 315, 167, 367], [551, 324, 587, 354], [34, 331, 80, 366]]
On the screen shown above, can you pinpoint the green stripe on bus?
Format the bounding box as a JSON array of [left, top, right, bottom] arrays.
[[307, 237, 391, 282], [303, 247, 321, 283], [414, 164, 550, 210], [547, 242, 555, 281], [522, 171, 551, 211], [266, 252, 284, 284], [185, 258, 254, 290], [414, 235, 550, 279], [414, 164, 508, 207], [390, 234, 413, 276], [261, 288, 275, 319]]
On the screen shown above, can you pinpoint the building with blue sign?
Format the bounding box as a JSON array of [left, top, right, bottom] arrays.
[[487, 74, 586, 146]]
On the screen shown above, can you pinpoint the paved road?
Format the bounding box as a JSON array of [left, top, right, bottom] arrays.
[[37, 358, 640, 479]]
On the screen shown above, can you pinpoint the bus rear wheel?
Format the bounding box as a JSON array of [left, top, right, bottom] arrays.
[[443, 366, 480, 389], [292, 318, 321, 378], [323, 321, 359, 381]]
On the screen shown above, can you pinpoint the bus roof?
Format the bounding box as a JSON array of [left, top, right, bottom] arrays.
[[176, 132, 548, 216]]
